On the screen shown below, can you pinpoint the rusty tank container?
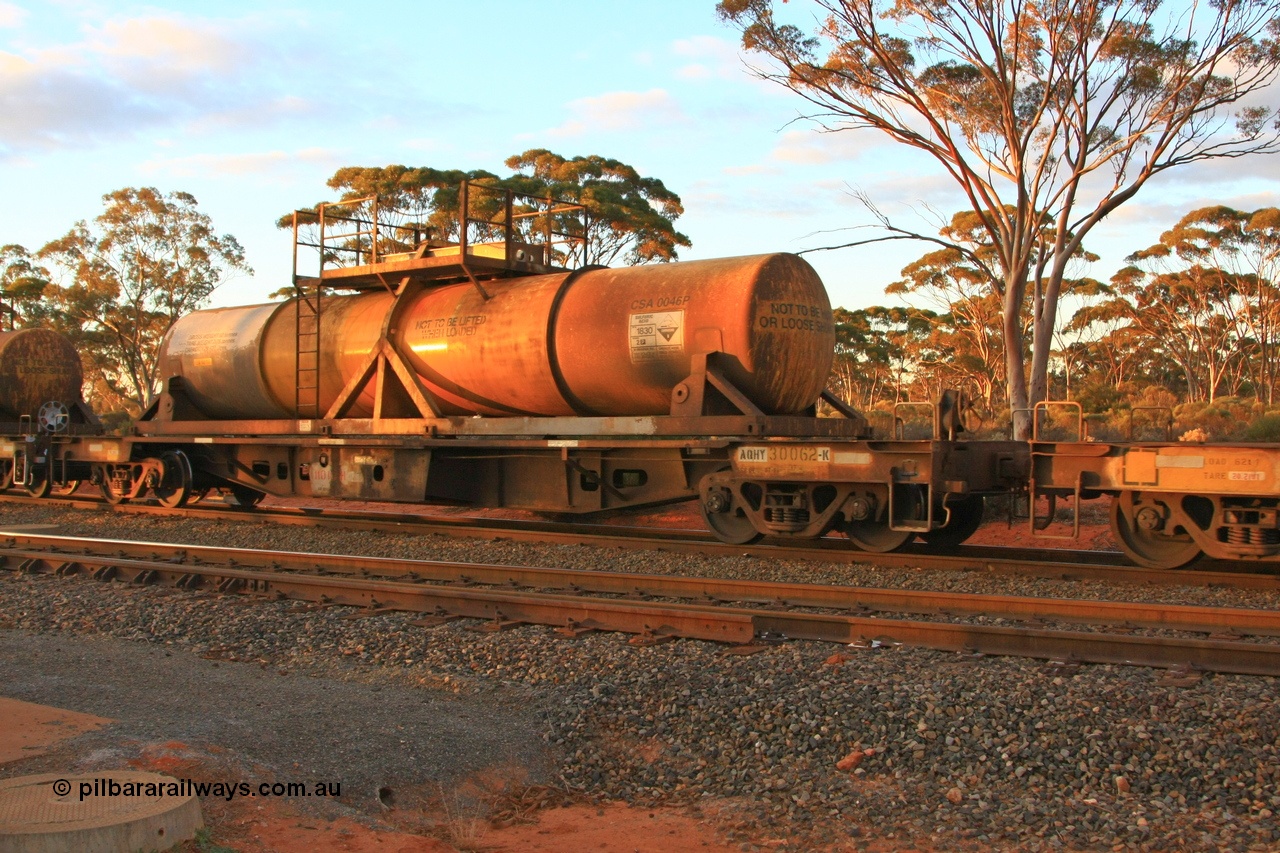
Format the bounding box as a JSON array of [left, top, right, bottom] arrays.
[[0, 328, 85, 421], [157, 253, 835, 419]]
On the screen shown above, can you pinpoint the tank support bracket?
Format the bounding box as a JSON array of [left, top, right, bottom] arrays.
[[325, 338, 444, 420], [819, 390, 870, 436], [670, 352, 765, 418]]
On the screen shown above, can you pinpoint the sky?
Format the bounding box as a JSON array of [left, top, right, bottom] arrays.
[[2, 0, 1279, 313]]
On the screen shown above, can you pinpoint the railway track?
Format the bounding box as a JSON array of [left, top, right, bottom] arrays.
[[4, 492, 1280, 591], [4, 531, 1280, 676]]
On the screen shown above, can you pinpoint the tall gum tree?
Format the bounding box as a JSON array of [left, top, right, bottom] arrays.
[[287, 155, 690, 272], [717, 0, 1280, 436], [39, 188, 250, 415], [0, 245, 52, 328]]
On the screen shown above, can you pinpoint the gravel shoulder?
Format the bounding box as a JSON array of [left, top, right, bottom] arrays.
[[2, 504, 1279, 852], [0, 629, 553, 807]]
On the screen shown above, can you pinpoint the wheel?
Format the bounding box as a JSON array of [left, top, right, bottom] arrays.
[[98, 464, 132, 505], [1109, 495, 1201, 570], [844, 518, 915, 552], [228, 484, 265, 507], [919, 494, 985, 548], [23, 465, 51, 499], [701, 501, 763, 544], [699, 476, 762, 545], [842, 486, 923, 553], [0, 460, 12, 490], [52, 480, 82, 496], [152, 451, 193, 509], [187, 487, 212, 504]]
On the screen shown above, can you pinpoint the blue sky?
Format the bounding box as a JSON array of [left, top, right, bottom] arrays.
[[2, 0, 1278, 313]]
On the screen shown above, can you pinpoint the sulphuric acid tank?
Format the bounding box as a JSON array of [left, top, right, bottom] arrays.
[[157, 253, 835, 419], [0, 328, 85, 420]]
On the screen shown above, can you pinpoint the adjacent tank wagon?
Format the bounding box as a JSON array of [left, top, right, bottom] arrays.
[[0, 326, 101, 496]]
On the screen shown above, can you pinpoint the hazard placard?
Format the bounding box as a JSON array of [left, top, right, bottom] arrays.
[[629, 310, 684, 363]]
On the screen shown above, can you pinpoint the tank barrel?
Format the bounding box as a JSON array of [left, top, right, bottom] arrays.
[[158, 253, 836, 420]]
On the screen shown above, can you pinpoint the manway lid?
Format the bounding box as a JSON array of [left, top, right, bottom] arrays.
[[0, 771, 203, 853]]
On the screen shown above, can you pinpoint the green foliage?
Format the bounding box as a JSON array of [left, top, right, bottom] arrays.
[[1172, 398, 1268, 442], [0, 244, 52, 327], [1244, 413, 1280, 441], [506, 149, 690, 265], [38, 187, 251, 416], [1073, 380, 1124, 415], [311, 164, 503, 248], [827, 304, 940, 410], [287, 152, 690, 269], [1068, 205, 1280, 406]]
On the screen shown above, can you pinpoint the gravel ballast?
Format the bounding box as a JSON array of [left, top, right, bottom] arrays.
[[1, 503, 1278, 852]]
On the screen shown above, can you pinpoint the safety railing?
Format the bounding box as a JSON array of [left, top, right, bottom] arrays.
[[291, 181, 589, 279]]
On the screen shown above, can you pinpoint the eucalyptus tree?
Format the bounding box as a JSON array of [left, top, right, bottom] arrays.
[[291, 153, 689, 270], [0, 244, 51, 328], [39, 188, 250, 414], [1140, 206, 1280, 401], [718, 0, 1280, 435]]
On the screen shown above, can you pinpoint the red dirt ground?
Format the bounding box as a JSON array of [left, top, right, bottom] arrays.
[[0, 711, 754, 853]]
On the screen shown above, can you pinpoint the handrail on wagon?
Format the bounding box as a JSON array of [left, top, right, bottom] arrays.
[[1012, 401, 1086, 442], [290, 180, 590, 282], [1127, 406, 1174, 442]]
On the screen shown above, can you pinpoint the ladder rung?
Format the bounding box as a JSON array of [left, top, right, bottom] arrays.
[[295, 276, 323, 414]]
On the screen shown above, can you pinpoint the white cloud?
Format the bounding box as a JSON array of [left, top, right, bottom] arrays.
[[0, 48, 170, 155], [857, 169, 965, 207], [546, 88, 686, 138], [141, 147, 339, 178], [400, 137, 448, 153], [0, 12, 315, 158], [771, 128, 889, 165], [186, 96, 319, 134], [0, 3, 26, 27], [671, 35, 742, 82], [1111, 187, 1280, 230], [721, 163, 782, 176], [90, 16, 250, 81], [685, 178, 834, 220], [1150, 151, 1280, 192]]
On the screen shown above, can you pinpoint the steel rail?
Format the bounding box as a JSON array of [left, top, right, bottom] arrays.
[[4, 534, 1280, 675], [2, 532, 1277, 637], [4, 492, 1280, 590]]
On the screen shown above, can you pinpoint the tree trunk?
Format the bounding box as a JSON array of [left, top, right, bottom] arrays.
[[1004, 270, 1031, 439], [1028, 257, 1067, 423]]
